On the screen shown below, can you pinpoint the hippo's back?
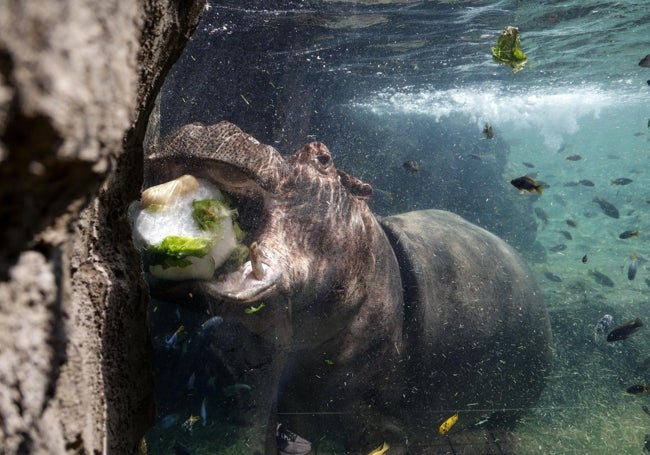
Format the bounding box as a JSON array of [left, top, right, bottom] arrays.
[[380, 209, 552, 432]]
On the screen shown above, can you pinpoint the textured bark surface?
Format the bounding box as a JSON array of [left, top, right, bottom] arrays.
[[0, 1, 204, 453]]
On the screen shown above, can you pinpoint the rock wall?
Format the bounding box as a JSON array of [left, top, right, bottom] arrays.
[[0, 1, 204, 453]]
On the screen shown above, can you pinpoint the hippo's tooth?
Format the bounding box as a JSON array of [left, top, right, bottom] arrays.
[[249, 241, 265, 280]]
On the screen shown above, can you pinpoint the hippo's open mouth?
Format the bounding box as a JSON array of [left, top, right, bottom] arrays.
[[145, 157, 282, 306]]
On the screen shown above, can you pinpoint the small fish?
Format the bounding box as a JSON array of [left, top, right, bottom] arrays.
[[367, 442, 390, 455], [403, 160, 420, 174], [439, 412, 459, 435], [639, 54, 650, 68], [511, 176, 544, 195], [619, 230, 640, 239], [578, 179, 595, 187], [566, 219, 578, 228], [245, 303, 266, 314], [200, 316, 224, 331], [159, 413, 180, 429], [565, 154, 582, 161], [165, 325, 185, 349], [187, 372, 196, 391], [563, 181, 579, 187], [559, 230, 573, 240], [645, 434, 650, 453], [549, 244, 567, 253], [200, 397, 207, 427], [482, 123, 494, 139], [589, 270, 615, 287], [607, 318, 643, 342], [582, 254, 588, 264], [534, 207, 549, 225], [627, 384, 650, 395], [611, 177, 633, 186], [544, 271, 563, 282], [592, 196, 619, 219], [182, 415, 201, 433], [594, 314, 614, 338], [223, 383, 252, 397], [629, 254, 639, 281], [522, 162, 535, 168]]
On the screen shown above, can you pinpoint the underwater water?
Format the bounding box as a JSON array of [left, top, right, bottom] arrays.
[[145, 0, 650, 453]]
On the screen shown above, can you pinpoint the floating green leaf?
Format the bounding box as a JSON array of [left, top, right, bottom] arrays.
[[244, 303, 266, 314], [491, 26, 527, 73]]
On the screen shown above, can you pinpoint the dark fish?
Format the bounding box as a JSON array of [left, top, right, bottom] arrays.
[[639, 54, 650, 68], [566, 219, 578, 228], [468, 153, 484, 160], [559, 230, 573, 240], [403, 161, 420, 174], [645, 434, 650, 453], [611, 177, 633, 186], [629, 254, 638, 281], [563, 181, 579, 187], [522, 162, 535, 168], [578, 179, 595, 187], [544, 271, 562, 282], [592, 196, 619, 219], [619, 230, 640, 239], [534, 207, 549, 225], [549, 244, 567, 253], [643, 405, 650, 418], [627, 384, 650, 395], [607, 318, 643, 342], [482, 123, 494, 139], [589, 270, 615, 287], [582, 254, 588, 263], [565, 154, 582, 161], [511, 176, 544, 195], [646, 278, 650, 289]]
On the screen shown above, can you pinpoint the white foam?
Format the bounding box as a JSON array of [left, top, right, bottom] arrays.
[[353, 84, 619, 151]]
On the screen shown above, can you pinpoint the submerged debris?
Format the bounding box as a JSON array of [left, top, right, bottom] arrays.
[[403, 160, 420, 174], [482, 123, 494, 139]]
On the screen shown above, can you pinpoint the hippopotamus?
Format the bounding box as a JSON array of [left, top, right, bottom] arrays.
[[144, 121, 552, 454]]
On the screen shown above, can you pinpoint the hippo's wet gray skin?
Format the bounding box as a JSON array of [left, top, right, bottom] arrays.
[[145, 121, 552, 454]]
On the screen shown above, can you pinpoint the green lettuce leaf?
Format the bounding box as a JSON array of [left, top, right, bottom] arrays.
[[192, 199, 229, 234], [491, 26, 527, 73], [147, 235, 214, 269]]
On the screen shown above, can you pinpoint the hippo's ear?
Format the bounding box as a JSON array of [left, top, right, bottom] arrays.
[[337, 169, 373, 200]]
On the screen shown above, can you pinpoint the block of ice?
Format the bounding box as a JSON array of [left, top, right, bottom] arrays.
[[130, 175, 238, 280]]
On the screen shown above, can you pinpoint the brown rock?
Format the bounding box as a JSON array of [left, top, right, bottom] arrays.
[[0, 1, 204, 453]]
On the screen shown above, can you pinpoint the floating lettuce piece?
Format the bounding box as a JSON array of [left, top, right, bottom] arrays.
[[491, 26, 527, 73], [148, 235, 214, 269], [244, 303, 266, 314]]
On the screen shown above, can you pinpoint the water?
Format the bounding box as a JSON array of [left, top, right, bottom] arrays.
[[146, 0, 650, 453]]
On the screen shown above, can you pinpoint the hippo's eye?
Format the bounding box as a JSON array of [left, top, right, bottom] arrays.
[[316, 153, 331, 168]]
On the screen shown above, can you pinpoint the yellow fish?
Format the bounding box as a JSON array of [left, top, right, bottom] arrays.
[[438, 412, 459, 435], [367, 441, 389, 455]]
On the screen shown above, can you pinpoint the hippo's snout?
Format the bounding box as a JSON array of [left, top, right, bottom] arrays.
[[144, 122, 290, 307]]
